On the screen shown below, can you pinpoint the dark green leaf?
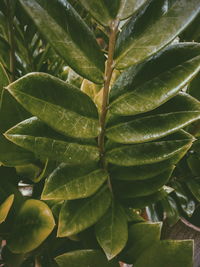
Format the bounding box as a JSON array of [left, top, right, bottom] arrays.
[[185, 179, 200, 202], [19, 0, 105, 83], [55, 250, 119, 267], [121, 222, 162, 264], [8, 199, 55, 253], [106, 131, 194, 166], [0, 194, 14, 223], [114, 167, 174, 198], [188, 71, 200, 101], [95, 202, 128, 260], [5, 117, 99, 165], [110, 148, 188, 181], [6, 73, 100, 138], [160, 196, 179, 226], [110, 54, 200, 116], [114, 0, 200, 69], [118, 0, 149, 20], [58, 186, 111, 237], [134, 240, 193, 267], [42, 164, 108, 200]]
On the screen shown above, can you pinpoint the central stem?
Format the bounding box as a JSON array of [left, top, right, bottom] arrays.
[[98, 20, 119, 188]]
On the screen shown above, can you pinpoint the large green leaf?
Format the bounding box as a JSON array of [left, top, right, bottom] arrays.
[[121, 187, 172, 208], [8, 199, 55, 253], [106, 131, 194, 166], [134, 240, 193, 267], [121, 222, 162, 264], [6, 73, 100, 138], [55, 250, 119, 267], [5, 117, 99, 165], [58, 186, 111, 237], [19, 0, 105, 83], [110, 147, 188, 181], [111, 43, 200, 102], [114, 167, 174, 198], [0, 63, 35, 166], [95, 201, 128, 260], [0, 194, 14, 223], [42, 164, 108, 200], [114, 0, 200, 69], [109, 54, 200, 116]]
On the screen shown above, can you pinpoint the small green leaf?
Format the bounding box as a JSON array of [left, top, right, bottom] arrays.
[[19, 0, 105, 83], [95, 202, 128, 260], [110, 54, 200, 116], [106, 131, 194, 166], [55, 250, 119, 267], [134, 240, 193, 267], [0, 194, 14, 223], [8, 199, 55, 253], [58, 186, 111, 237], [6, 73, 100, 139], [114, 0, 200, 69], [121, 222, 162, 264], [42, 164, 108, 200], [5, 117, 99, 165], [118, 0, 149, 20], [110, 148, 188, 181], [114, 167, 174, 198]]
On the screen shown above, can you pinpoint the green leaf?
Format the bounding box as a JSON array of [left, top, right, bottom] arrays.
[[106, 131, 194, 166], [5, 117, 99, 165], [58, 186, 111, 237], [121, 222, 162, 264], [19, 0, 105, 83], [55, 250, 119, 267], [111, 43, 200, 103], [42, 164, 108, 200], [134, 240, 193, 267], [95, 202, 128, 260], [118, 0, 149, 20], [185, 179, 200, 202], [110, 148, 188, 181], [114, 0, 200, 69], [188, 71, 200, 101], [8, 199, 55, 253], [121, 187, 172, 209], [6, 73, 100, 139], [114, 167, 174, 198], [110, 54, 200, 116], [107, 111, 200, 144], [0, 194, 14, 223], [78, 0, 120, 26], [160, 196, 179, 226]]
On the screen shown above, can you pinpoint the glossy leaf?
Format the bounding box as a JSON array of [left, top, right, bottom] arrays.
[[160, 196, 179, 226], [111, 43, 200, 103], [5, 117, 99, 165], [121, 186, 173, 208], [118, 0, 149, 20], [134, 240, 193, 267], [107, 111, 200, 144], [6, 73, 100, 138], [78, 0, 120, 26], [42, 164, 108, 200], [188, 71, 200, 101], [55, 250, 119, 267], [0, 194, 14, 223], [0, 64, 35, 166], [110, 54, 200, 116], [106, 131, 194, 166], [8, 199, 55, 253], [110, 148, 188, 181], [121, 222, 162, 264], [19, 0, 105, 83], [58, 186, 111, 237], [114, 0, 200, 69], [114, 167, 174, 198], [95, 202, 128, 260]]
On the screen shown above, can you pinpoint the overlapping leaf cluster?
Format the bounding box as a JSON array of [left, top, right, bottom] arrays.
[[0, 0, 200, 266]]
